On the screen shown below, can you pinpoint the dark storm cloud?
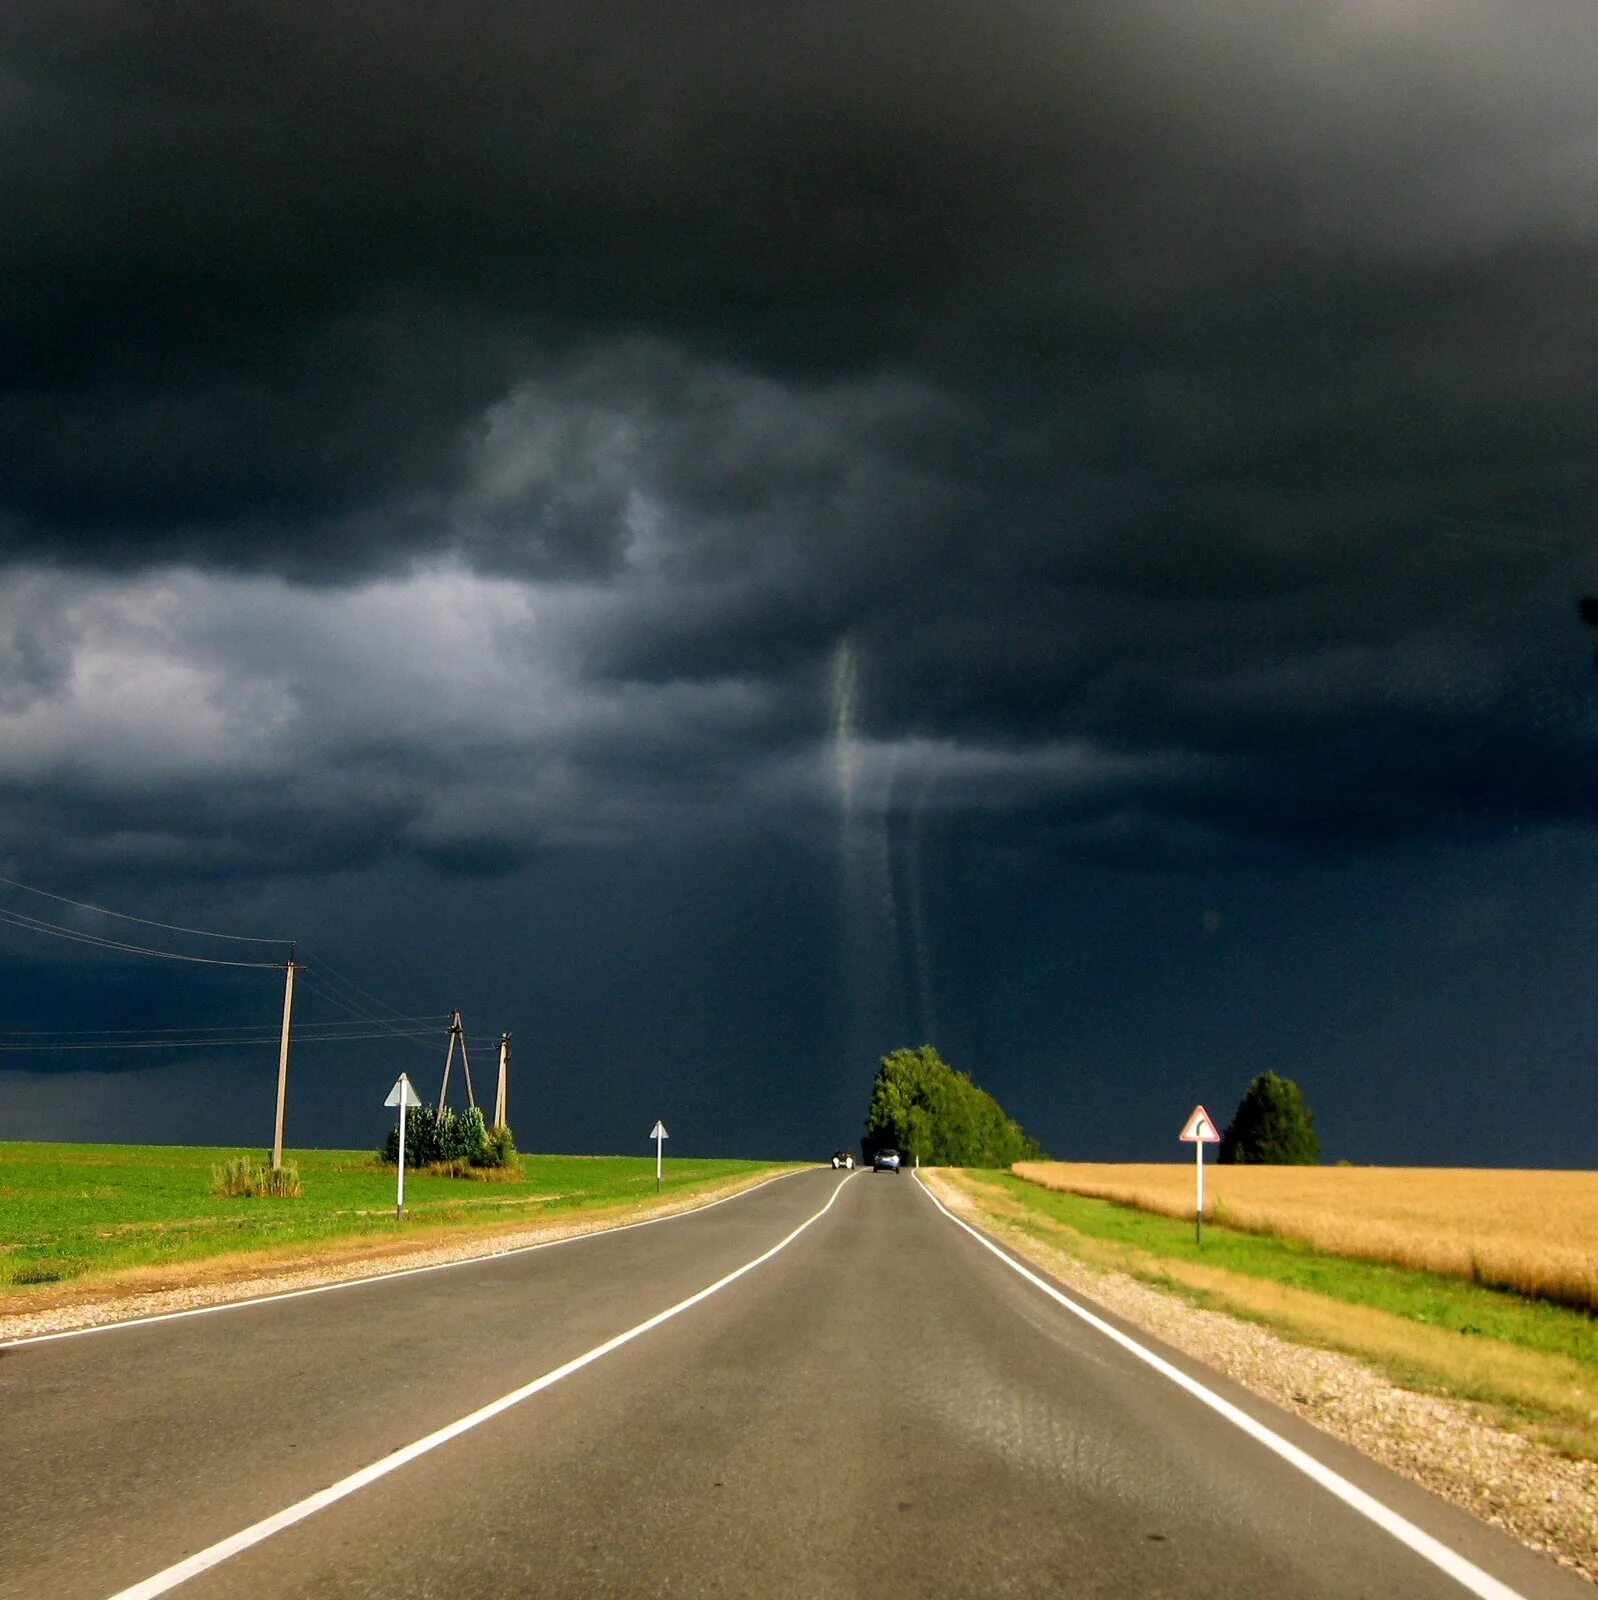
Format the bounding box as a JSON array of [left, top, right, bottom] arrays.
[[4, 0, 1598, 868]]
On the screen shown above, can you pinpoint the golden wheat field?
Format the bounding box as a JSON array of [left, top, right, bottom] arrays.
[[1010, 1163, 1598, 1313]]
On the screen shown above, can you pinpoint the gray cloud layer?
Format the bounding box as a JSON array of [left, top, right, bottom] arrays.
[[3, 0, 1598, 880]]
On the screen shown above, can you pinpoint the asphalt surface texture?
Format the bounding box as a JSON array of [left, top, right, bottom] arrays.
[[1, 1167, 1589, 1599]]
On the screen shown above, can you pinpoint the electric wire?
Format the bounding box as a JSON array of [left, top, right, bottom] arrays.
[[0, 907, 282, 968], [0, 1015, 443, 1039], [0, 885, 460, 1067], [0, 872, 290, 945], [294, 954, 446, 1061], [297, 950, 434, 1028], [298, 986, 443, 1059], [0, 1028, 437, 1052]]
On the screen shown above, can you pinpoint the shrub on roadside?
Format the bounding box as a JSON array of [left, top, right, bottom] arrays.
[[381, 1105, 516, 1173], [383, 1103, 442, 1166], [440, 1105, 489, 1163], [212, 1156, 303, 1198], [478, 1123, 517, 1168]]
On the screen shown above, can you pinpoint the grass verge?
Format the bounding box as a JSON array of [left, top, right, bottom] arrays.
[[0, 1141, 797, 1296], [949, 1169, 1598, 1459]]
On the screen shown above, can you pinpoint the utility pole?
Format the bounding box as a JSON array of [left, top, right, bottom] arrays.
[[437, 1010, 476, 1113], [271, 954, 299, 1171], [493, 1032, 510, 1128]]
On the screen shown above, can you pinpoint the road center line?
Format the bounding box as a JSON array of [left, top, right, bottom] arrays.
[[914, 1173, 1529, 1600], [103, 1169, 858, 1600], [4, 1165, 807, 1349]]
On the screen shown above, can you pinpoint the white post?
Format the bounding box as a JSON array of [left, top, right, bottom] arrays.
[[656, 1130, 663, 1191], [397, 1099, 407, 1218], [272, 959, 298, 1171], [1195, 1135, 1205, 1246]]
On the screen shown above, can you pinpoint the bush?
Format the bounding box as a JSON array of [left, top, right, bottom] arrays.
[[478, 1123, 517, 1168], [212, 1156, 303, 1198], [382, 1104, 515, 1172], [441, 1105, 489, 1163], [1219, 1071, 1321, 1165], [383, 1103, 442, 1167]]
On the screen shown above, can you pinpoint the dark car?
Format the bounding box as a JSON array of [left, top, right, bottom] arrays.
[[829, 1149, 855, 1169], [873, 1148, 901, 1173]]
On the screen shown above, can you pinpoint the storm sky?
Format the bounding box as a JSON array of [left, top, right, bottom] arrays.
[[3, 1, 1598, 1164]]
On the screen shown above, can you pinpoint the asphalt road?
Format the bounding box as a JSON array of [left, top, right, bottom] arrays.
[[0, 1168, 1588, 1600]]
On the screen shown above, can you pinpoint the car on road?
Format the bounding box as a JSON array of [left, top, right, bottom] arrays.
[[829, 1150, 855, 1169], [873, 1148, 901, 1173]]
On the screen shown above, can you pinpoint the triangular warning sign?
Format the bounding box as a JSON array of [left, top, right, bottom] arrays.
[[1178, 1104, 1220, 1143]]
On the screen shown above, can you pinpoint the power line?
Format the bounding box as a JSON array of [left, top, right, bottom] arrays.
[[0, 1016, 442, 1040], [298, 951, 432, 1026], [0, 1028, 437, 1052], [295, 955, 444, 1060], [0, 872, 290, 945], [0, 907, 282, 968]]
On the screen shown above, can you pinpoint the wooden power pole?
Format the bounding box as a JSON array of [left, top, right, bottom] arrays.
[[271, 955, 299, 1170], [437, 1010, 476, 1113], [493, 1032, 510, 1128]]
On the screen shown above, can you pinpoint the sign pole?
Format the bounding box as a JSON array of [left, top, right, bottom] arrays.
[[1178, 1104, 1219, 1249], [386, 1074, 421, 1220], [397, 1098, 408, 1218], [650, 1119, 669, 1192]]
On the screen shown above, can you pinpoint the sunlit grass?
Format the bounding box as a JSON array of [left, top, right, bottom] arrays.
[[0, 1142, 793, 1292]]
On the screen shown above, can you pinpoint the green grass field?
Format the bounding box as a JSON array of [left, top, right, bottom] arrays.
[[0, 1142, 793, 1293]]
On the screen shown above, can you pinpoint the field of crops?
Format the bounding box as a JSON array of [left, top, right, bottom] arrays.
[[0, 1142, 791, 1292], [1011, 1162, 1598, 1314]]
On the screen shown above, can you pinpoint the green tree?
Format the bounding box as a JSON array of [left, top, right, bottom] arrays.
[[381, 1103, 496, 1167], [863, 1045, 1044, 1167], [1218, 1071, 1321, 1165], [383, 1103, 442, 1166]]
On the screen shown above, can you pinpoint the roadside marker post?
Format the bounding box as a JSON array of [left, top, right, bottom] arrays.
[[650, 1119, 668, 1192], [1178, 1104, 1221, 1245], [386, 1074, 422, 1218]]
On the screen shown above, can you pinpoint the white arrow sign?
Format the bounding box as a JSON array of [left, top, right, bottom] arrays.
[[386, 1074, 421, 1217], [651, 1120, 668, 1190]]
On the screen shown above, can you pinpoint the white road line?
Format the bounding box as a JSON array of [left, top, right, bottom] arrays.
[[3, 1166, 809, 1350], [103, 1169, 858, 1600], [914, 1174, 1529, 1600]]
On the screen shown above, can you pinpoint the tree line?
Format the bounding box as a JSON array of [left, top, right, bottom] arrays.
[[863, 1045, 1044, 1167], [859, 1049, 1323, 1168]]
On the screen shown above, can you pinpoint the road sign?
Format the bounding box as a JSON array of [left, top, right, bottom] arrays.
[[386, 1074, 421, 1217], [1178, 1103, 1219, 1244], [651, 1120, 668, 1190]]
